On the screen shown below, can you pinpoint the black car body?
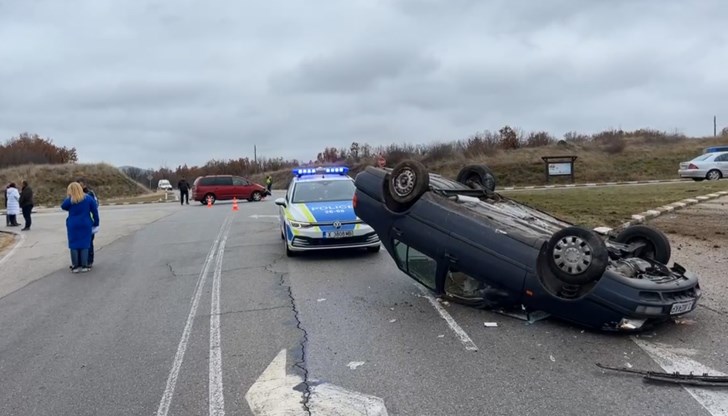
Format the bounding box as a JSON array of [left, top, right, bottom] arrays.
[[352, 160, 701, 332]]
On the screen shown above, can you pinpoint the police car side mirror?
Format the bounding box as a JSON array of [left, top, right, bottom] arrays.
[[275, 198, 286, 207]]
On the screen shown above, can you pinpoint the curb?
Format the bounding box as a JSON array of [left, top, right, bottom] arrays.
[[501, 178, 686, 191], [592, 190, 728, 235]]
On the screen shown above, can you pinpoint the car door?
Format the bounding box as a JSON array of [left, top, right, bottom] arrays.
[[233, 176, 251, 199], [390, 238, 448, 293], [215, 176, 234, 200], [715, 153, 728, 177]]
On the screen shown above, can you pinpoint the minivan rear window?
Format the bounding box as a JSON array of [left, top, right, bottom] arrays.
[[197, 176, 233, 186]]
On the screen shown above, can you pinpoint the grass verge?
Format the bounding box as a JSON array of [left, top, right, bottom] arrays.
[[0, 232, 15, 254], [501, 181, 728, 228], [99, 191, 174, 205]]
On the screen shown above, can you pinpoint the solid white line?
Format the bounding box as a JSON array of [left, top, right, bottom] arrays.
[[156, 216, 231, 416], [415, 284, 478, 351], [0, 231, 24, 267], [632, 339, 728, 416], [209, 221, 232, 416]]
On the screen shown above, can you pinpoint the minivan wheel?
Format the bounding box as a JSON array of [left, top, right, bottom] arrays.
[[205, 194, 216, 204], [251, 191, 262, 201]]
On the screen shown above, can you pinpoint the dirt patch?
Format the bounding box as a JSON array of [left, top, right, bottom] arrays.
[[648, 198, 728, 246], [0, 232, 16, 255]]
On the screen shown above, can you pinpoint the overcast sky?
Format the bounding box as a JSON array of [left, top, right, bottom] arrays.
[[1, 0, 726, 169]]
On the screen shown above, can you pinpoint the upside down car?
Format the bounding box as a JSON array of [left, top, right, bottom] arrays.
[[352, 160, 701, 332]]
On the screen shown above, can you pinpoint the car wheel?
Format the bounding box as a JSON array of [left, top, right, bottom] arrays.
[[614, 225, 671, 264], [251, 191, 262, 201], [386, 160, 429, 207], [456, 165, 497, 192], [706, 169, 722, 181], [546, 226, 608, 285]]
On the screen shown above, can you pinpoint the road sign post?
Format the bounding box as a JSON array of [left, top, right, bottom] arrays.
[[541, 155, 577, 183]]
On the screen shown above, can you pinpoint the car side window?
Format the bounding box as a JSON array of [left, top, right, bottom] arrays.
[[233, 177, 248, 186], [215, 177, 233, 186], [715, 154, 728, 162], [444, 267, 489, 300], [392, 239, 437, 290], [200, 178, 214, 186]]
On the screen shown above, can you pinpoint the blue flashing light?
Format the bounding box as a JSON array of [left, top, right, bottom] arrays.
[[293, 166, 349, 177]]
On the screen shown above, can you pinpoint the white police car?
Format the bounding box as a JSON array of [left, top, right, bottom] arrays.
[[274, 166, 381, 256]]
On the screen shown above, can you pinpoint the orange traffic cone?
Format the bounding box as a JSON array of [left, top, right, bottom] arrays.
[[232, 197, 239, 211], [207, 197, 212, 208]]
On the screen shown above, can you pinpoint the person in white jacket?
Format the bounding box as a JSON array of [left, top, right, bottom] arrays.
[[5, 183, 20, 227]]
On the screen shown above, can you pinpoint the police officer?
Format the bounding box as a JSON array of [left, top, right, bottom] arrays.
[[177, 178, 190, 205]]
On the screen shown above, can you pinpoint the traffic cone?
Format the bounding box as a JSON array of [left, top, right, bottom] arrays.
[[232, 197, 239, 211], [207, 197, 212, 208]]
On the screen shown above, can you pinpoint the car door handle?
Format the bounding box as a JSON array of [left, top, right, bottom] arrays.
[[445, 253, 458, 263]]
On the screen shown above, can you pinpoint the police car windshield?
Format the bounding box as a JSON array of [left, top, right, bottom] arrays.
[[292, 180, 355, 203]]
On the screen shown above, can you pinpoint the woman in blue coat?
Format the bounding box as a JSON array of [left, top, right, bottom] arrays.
[[61, 182, 100, 273]]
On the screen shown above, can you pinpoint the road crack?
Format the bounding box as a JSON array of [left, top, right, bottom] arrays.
[[265, 258, 312, 416]]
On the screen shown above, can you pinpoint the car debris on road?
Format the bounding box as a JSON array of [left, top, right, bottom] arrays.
[[352, 159, 703, 332], [596, 363, 728, 387]]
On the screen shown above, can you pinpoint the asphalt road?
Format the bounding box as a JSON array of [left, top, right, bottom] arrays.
[[0, 194, 726, 416]]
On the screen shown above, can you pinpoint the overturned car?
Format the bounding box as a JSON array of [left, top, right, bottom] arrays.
[[352, 160, 701, 332]]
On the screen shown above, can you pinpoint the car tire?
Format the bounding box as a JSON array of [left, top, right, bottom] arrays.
[[250, 191, 262, 201], [706, 169, 722, 181], [456, 165, 497, 192], [386, 160, 429, 209], [546, 226, 608, 285], [614, 225, 671, 264], [205, 193, 216, 205]]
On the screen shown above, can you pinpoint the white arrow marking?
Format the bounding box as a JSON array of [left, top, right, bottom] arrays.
[[633, 339, 728, 416], [245, 350, 388, 416], [250, 214, 279, 219]]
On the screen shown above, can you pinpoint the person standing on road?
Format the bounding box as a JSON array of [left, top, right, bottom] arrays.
[[77, 178, 99, 268], [5, 183, 20, 227], [177, 178, 190, 205], [61, 182, 99, 273], [19, 180, 34, 231], [265, 175, 272, 194]]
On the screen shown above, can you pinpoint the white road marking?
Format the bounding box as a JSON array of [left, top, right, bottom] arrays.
[[0, 231, 24, 267], [156, 216, 231, 416], [633, 339, 728, 416], [209, 220, 232, 416], [414, 284, 478, 351], [245, 349, 388, 416]]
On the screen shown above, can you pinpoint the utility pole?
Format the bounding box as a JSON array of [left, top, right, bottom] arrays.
[[714, 115, 717, 137], [254, 145, 257, 164]]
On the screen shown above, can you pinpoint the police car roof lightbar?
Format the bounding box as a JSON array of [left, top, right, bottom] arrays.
[[292, 166, 349, 177]]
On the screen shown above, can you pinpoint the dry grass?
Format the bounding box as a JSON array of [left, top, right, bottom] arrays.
[[100, 191, 175, 204], [501, 181, 728, 228], [254, 135, 728, 188], [0, 163, 149, 206], [0, 232, 15, 254]]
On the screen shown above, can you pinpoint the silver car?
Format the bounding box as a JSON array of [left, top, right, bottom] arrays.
[[678, 151, 728, 181]]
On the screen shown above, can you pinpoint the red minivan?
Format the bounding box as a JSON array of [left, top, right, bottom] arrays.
[[191, 175, 268, 204]]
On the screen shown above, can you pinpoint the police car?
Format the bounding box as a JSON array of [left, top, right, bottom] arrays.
[[274, 166, 381, 256]]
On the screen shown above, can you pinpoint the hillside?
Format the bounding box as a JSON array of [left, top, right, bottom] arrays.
[[1, 163, 149, 206], [250, 135, 728, 188]]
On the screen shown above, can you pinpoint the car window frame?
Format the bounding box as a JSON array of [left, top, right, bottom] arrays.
[[392, 239, 440, 291]]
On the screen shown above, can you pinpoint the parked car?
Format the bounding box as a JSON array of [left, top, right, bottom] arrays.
[[678, 151, 728, 181], [191, 175, 268, 204], [157, 179, 173, 191], [352, 160, 701, 332]]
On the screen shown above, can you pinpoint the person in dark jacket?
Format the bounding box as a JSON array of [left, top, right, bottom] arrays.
[[19, 180, 34, 231], [77, 178, 99, 268], [177, 178, 190, 205], [61, 182, 100, 273]]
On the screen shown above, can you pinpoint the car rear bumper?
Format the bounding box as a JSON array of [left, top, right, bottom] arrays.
[[678, 169, 708, 178]]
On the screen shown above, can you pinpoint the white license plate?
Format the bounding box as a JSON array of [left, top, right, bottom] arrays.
[[325, 230, 354, 239], [670, 301, 694, 315]]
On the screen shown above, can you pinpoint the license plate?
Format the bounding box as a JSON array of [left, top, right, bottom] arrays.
[[670, 301, 694, 315], [325, 230, 354, 238]]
